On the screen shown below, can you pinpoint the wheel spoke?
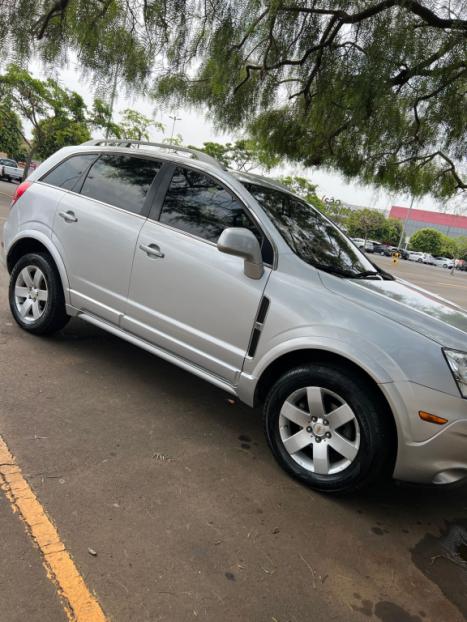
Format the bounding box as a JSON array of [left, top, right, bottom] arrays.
[[20, 298, 33, 318], [15, 286, 29, 299], [21, 267, 34, 288], [313, 441, 330, 474], [328, 432, 359, 461], [280, 400, 310, 428], [31, 301, 41, 320], [33, 269, 43, 288], [283, 429, 312, 455], [306, 387, 325, 418], [327, 403, 355, 430], [37, 289, 48, 302]]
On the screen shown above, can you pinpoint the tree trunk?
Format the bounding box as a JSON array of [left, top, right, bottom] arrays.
[[22, 148, 35, 180]]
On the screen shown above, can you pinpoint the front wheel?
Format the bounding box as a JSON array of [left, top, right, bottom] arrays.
[[263, 364, 395, 493], [9, 252, 70, 335]]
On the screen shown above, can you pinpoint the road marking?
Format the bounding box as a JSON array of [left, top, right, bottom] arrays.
[[0, 434, 107, 622], [0, 191, 13, 198]]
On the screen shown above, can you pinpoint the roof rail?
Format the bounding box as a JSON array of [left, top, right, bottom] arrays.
[[81, 139, 224, 170]]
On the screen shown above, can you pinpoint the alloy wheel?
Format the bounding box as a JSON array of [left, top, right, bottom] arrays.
[[14, 265, 48, 324], [279, 386, 360, 475]]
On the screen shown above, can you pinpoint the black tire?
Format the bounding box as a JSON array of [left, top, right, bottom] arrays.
[[263, 364, 395, 493], [9, 252, 70, 335]]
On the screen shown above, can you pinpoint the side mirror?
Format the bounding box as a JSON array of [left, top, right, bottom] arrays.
[[217, 227, 264, 280]]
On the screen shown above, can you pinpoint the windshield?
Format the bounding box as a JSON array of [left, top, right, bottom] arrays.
[[243, 182, 377, 278], [0, 159, 17, 167]]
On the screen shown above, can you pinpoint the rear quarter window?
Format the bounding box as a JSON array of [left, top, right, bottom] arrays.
[[41, 154, 99, 191]]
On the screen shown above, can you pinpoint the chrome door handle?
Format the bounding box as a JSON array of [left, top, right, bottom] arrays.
[[139, 243, 165, 259], [58, 210, 78, 223]]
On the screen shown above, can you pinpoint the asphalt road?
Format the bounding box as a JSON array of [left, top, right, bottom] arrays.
[[1, 178, 467, 622]]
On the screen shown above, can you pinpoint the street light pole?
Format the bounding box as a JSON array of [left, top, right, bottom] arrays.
[[168, 114, 182, 141], [397, 195, 415, 250]]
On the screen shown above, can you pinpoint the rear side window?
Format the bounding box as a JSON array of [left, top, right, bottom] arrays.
[[80, 155, 162, 215], [159, 167, 262, 243], [41, 154, 98, 191]]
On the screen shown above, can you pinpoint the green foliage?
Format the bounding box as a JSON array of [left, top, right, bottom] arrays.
[[454, 236, 467, 260], [33, 117, 90, 160], [278, 175, 327, 213], [347, 209, 388, 241], [88, 98, 122, 138], [0, 64, 90, 166], [384, 218, 403, 246], [0, 100, 23, 158], [439, 235, 459, 258], [119, 109, 164, 141], [193, 140, 279, 171], [2, 1, 464, 196], [409, 228, 444, 255]]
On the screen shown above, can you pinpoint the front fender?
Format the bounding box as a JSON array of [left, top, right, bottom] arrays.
[[237, 329, 408, 407]]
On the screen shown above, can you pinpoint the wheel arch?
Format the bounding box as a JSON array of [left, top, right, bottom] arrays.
[[253, 348, 398, 464], [6, 233, 70, 304]]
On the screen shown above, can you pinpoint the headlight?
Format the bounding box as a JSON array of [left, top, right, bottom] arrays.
[[443, 348, 467, 397]]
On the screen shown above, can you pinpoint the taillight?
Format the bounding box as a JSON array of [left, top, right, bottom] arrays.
[[11, 180, 31, 206]]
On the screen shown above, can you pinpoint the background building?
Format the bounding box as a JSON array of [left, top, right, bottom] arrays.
[[389, 206, 467, 239]]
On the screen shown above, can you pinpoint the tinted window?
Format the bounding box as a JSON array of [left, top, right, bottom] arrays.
[[0, 159, 17, 167], [81, 155, 161, 215], [159, 167, 262, 243], [244, 183, 375, 278], [42, 155, 98, 191]]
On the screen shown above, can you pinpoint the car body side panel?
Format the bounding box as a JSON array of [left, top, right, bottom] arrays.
[[51, 190, 146, 325], [123, 220, 271, 383]]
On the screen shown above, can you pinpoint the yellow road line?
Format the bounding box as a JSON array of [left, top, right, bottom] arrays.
[[0, 435, 107, 622], [435, 282, 467, 288], [0, 191, 13, 198]]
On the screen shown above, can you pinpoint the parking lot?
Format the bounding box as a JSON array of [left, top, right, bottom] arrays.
[[1, 178, 467, 622]]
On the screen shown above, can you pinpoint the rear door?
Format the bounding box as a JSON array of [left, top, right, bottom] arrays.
[[123, 164, 273, 383], [50, 153, 162, 324]]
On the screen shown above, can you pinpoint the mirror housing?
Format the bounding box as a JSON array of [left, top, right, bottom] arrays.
[[217, 227, 264, 280]]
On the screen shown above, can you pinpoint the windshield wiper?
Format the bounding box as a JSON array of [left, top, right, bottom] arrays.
[[350, 270, 381, 279]]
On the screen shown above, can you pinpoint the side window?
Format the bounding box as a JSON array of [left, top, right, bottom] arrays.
[[80, 155, 162, 215], [159, 167, 263, 244], [41, 154, 98, 191]]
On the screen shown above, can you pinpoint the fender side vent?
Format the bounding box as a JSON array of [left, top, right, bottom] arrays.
[[247, 296, 270, 358]]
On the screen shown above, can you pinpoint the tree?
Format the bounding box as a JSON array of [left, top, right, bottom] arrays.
[[119, 109, 164, 141], [409, 228, 443, 254], [3, 2, 464, 197], [0, 101, 23, 158], [194, 140, 279, 171], [383, 218, 403, 246], [347, 209, 388, 241], [0, 65, 90, 174], [88, 98, 123, 139], [440, 234, 458, 258]]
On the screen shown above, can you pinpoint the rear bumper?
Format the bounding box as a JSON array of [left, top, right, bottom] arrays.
[[385, 381, 467, 485]]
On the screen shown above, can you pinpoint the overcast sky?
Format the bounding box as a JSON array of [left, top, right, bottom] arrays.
[[25, 58, 464, 214]]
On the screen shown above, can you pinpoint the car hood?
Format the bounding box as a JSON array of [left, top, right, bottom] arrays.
[[320, 272, 467, 350]]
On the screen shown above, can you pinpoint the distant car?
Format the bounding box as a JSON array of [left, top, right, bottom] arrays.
[[0, 158, 23, 183], [350, 238, 374, 252], [433, 256, 454, 269], [408, 251, 424, 262], [372, 242, 389, 255], [421, 253, 435, 265]]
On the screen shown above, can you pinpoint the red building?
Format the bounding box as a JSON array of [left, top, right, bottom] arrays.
[[389, 206, 467, 239]]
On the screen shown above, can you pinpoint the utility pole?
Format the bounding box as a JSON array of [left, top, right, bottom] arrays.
[[169, 114, 182, 141], [397, 195, 415, 250]]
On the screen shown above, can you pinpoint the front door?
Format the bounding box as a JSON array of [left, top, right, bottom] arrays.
[[123, 165, 272, 383]]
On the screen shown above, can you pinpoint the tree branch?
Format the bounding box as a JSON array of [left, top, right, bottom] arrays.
[[280, 1, 467, 31]]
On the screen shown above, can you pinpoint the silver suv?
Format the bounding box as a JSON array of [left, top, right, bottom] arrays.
[[3, 140, 467, 493]]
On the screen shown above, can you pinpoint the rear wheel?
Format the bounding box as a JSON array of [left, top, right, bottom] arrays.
[[263, 364, 395, 493], [9, 252, 70, 335]]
